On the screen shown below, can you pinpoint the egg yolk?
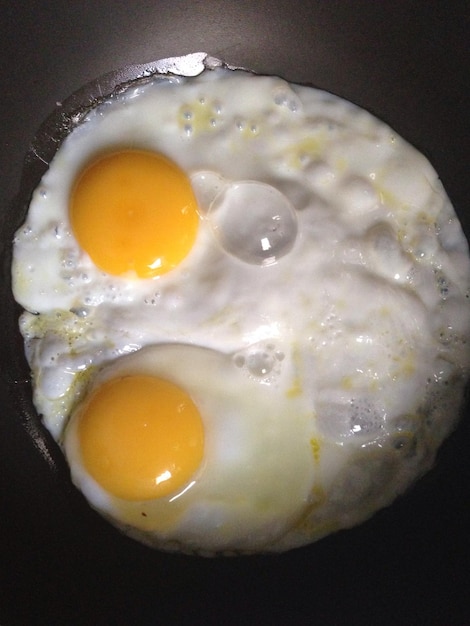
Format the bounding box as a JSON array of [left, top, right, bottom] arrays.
[[77, 375, 204, 501], [70, 150, 199, 277]]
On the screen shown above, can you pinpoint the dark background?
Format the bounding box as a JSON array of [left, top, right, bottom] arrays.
[[1, 2, 469, 624]]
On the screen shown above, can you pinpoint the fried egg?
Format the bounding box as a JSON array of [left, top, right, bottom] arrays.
[[64, 342, 319, 553], [11, 55, 470, 554]]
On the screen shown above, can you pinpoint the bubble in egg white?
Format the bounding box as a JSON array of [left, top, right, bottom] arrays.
[[365, 223, 413, 282], [337, 175, 379, 216], [232, 341, 285, 382], [272, 85, 302, 113], [305, 161, 337, 189], [315, 396, 387, 444], [208, 181, 298, 266], [190, 170, 228, 213], [379, 156, 435, 209]]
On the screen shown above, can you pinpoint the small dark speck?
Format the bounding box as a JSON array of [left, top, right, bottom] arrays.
[[141, 512, 147, 517]]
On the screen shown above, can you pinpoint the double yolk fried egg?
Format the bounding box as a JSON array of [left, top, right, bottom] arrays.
[[12, 59, 470, 554]]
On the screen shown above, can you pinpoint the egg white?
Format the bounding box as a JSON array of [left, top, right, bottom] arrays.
[[64, 342, 323, 553], [12, 64, 470, 553]]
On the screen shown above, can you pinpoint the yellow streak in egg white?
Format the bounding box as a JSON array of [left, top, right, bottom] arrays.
[[309, 437, 321, 463], [288, 136, 325, 170]]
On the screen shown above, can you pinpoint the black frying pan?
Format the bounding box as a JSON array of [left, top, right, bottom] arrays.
[[1, 3, 469, 624]]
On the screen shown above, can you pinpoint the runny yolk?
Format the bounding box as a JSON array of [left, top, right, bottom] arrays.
[[77, 375, 204, 501], [70, 150, 199, 277]]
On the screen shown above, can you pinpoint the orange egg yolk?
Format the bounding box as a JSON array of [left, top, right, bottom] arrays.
[[70, 150, 199, 277], [77, 375, 204, 501]]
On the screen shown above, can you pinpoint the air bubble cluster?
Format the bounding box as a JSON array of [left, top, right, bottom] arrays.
[[273, 87, 301, 113], [233, 343, 284, 384], [317, 397, 386, 442]]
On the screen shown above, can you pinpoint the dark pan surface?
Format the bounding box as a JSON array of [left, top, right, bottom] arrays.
[[1, 3, 469, 625]]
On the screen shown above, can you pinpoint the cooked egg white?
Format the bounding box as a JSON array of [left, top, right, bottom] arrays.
[[64, 342, 320, 553], [12, 61, 470, 554]]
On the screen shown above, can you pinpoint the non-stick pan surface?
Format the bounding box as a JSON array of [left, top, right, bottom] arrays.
[[1, 3, 469, 625]]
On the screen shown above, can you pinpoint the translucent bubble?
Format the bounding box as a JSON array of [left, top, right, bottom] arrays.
[[246, 351, 276, 377], [191, 171, 228, 214], [273, 86, 301, 113], [208, 181, 298, 266], [232, 342, 282, 383], [317, 397, 386, 443], [70, 307, 89, 318]]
